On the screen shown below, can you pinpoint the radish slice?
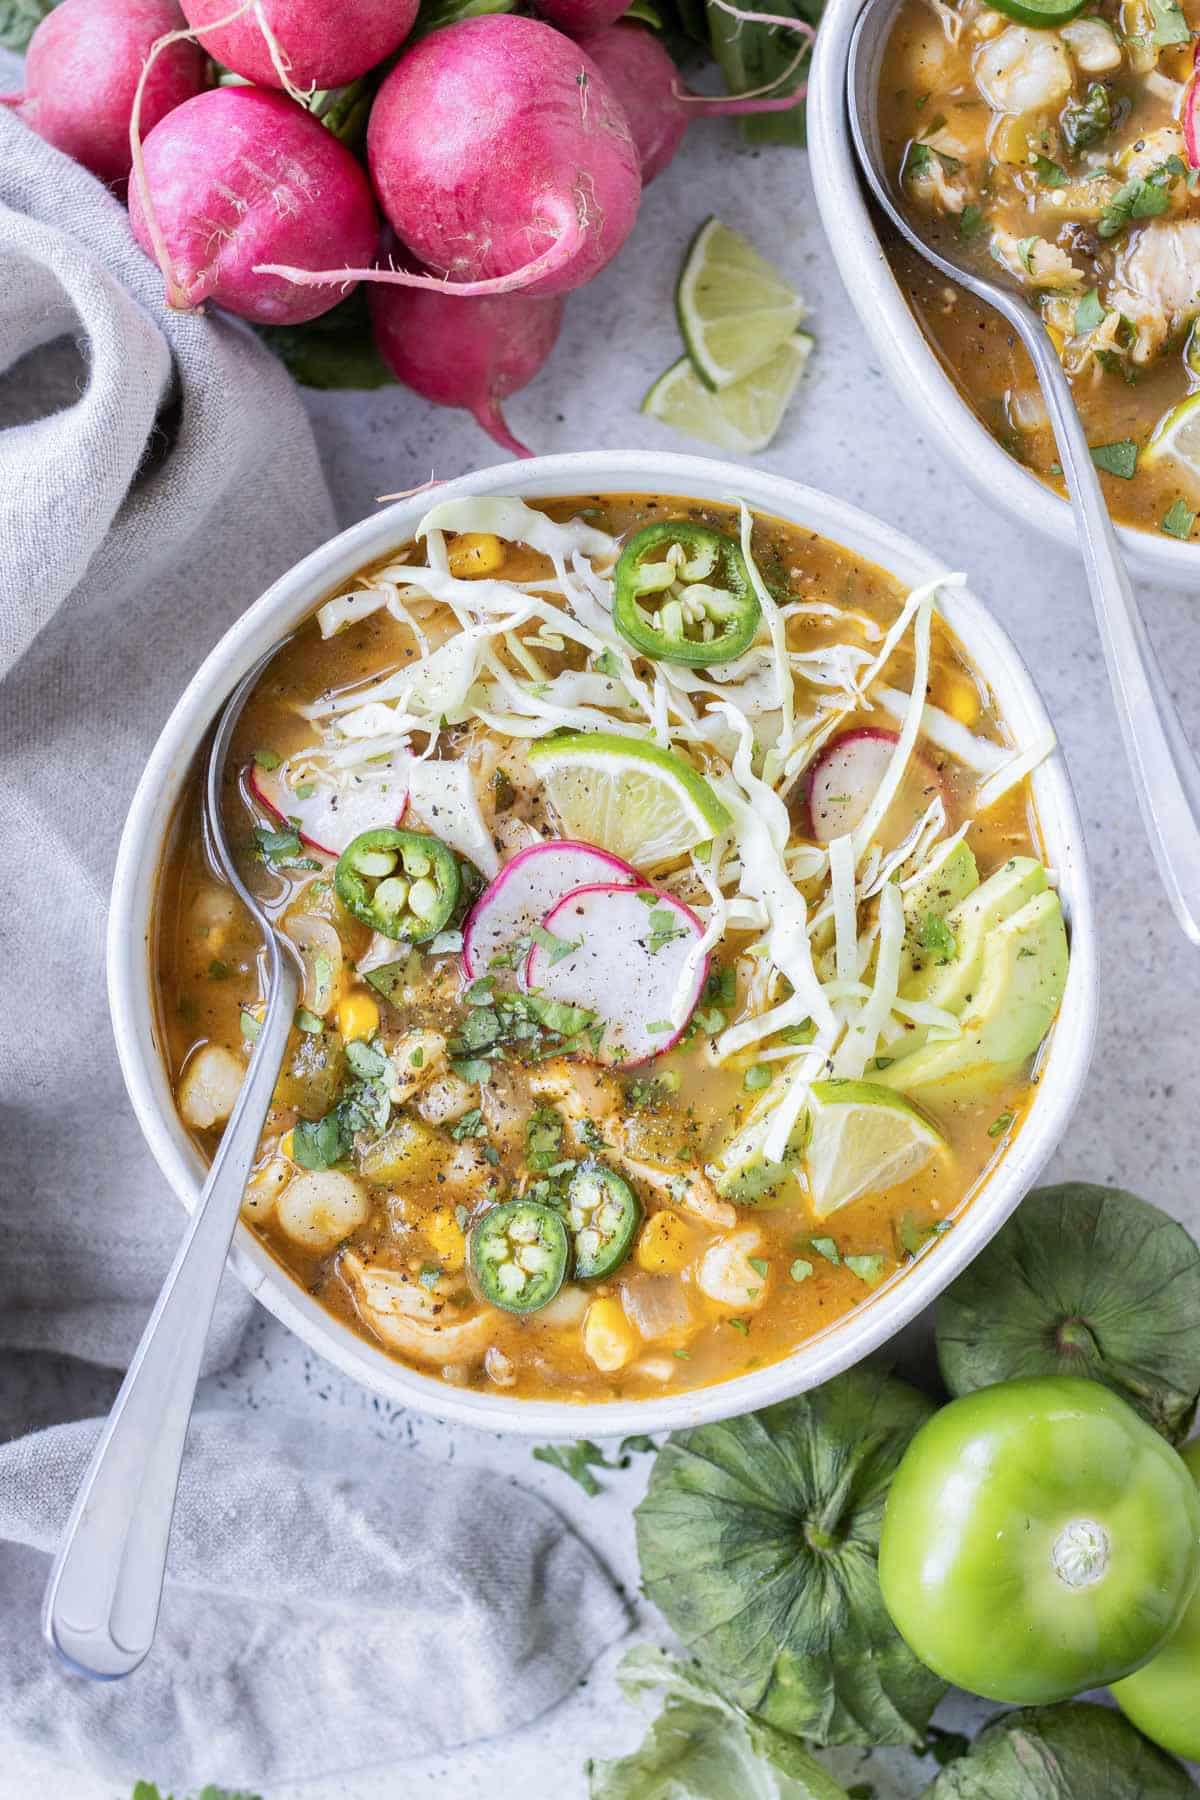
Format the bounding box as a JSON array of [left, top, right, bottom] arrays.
[[525, 883, 708, 1069], [1185, 61, 1199, 169], [249, 752, 409, 857], [462, 839, 640, 978], [804, 729, 943, 848]]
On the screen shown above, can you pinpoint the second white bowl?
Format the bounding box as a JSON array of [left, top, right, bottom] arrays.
[[807, 0, 1200, 591]]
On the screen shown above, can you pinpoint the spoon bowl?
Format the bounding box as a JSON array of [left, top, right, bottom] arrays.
[[43, 651, 302, 1680], [846, 0, 1200, 947]]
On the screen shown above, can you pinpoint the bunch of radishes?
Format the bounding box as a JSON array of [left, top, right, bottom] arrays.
[[3, 0, 812, 455]]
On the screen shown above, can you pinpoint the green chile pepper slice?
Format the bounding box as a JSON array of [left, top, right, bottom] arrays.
[[879, 1375, 1200, 1705], [335, 827, 461, 942], [568, 1162, 642, 1279], [613, 521, 761, 667], [470, 1198, 569, 1314]]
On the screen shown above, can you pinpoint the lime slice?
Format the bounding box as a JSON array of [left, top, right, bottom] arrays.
[[643, 332, 813, 456], [806, 1079, 947, 1219], [1143, 392, 1200, 478], [676, 217, 805, 391], [526, 731, 730, 868]]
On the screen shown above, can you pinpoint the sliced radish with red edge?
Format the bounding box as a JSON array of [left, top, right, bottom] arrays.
[[249, 751, 410, 857], [525, 882, 708, 1069], [1185, 59, 1199, 169], [462, 839, 640, 978], [804, 728, 944, 849]]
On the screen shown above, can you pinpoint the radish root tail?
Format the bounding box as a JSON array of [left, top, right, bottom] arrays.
[[0, 91, 24, 106], [474, 400, 533, 460], [130, 0, 260, 312], [254, 192, 583, 299], [674, 24, 812, 113], [252, 1, 314, 106]]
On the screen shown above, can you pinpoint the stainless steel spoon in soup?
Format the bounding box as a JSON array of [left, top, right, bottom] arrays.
[[43, 651, 302, 1680], [847, 0, 1200, 947]]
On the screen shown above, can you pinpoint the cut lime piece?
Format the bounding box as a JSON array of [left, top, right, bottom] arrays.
[[806, 1078, 947, 1219], [676, 217, 805, 391], [526, 731, 730, 868], [1143, 392, 1200, 479], [643, 332, 813, 456]]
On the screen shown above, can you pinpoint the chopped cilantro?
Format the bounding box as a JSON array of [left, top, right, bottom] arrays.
[[525, 1105, 565, 1172], [450, 1108, 489, 1142], [957, 204, 986, 242], [1090, 438, 1139, 480], [846, 1253, 886, 1287], [646, 1019, 675, 1035], [252, 823, 318, 869], [207, 959, 230, 980], [1062, 82, 1113, 153], [531, 923, 582, 965], [790, 1258, 814, 1282], [532, 1435, 655, 1494], [743, 1062, 773, 1092], [594, 646, 623, 679], [647, 908, 687, 955], [1074, 288, 1105, 335], [727, 1317, 750, 1335], [345, 1038, 388, 1079], [239, 1008, 261, 1044], [252, 749, 281, 771], [1162, 499, 1196, 540], [292, 1112, 348, 1171], [988, 1110, 1015, 1138], [1149, 0, 1190, 45], [1031, 153, 1066, 188], [809, 1235, 840, 1265], [917, 911, 957, 963], [780, 1018, 816, 1045], [747, 1256, 769, 1277]]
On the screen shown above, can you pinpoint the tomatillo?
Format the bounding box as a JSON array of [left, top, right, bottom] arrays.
[[878, 1375, 1200, 1705], [1112, 1438, 1200, 1761]]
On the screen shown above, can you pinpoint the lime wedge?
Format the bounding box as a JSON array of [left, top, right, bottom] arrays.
[[1142, 392, 1200, 478], [643, 332, 813, 456], [806, 1079, 946, 1219], [526, 731, 730, 868], [676, 217, 805, 391]]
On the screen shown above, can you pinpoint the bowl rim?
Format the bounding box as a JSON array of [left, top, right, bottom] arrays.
[[108, 449, 1098, 1437], [806, 0, 1200, 591]]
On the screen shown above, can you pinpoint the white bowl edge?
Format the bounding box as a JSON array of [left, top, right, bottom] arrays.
[[107, 449, 1098, 1438], [807, 0, 1200, 591]]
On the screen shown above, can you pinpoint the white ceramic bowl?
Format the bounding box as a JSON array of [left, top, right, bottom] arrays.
[[807, 0, 1200, 591], [109, 450, 1097, 1437]]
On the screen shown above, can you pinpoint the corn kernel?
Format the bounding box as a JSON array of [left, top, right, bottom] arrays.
[[279, 1129, 295, 1160], [583, 1297, 639, 1373], [448, 532, 506, 578], [943, 677, 980, 727], [425, 1208, 467, 1271], [337, 992, 380, 1042], [636, 1211, 692, 1275]]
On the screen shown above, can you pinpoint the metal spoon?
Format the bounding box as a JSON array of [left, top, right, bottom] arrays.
[[846, 1, 1200, 945], [43, 648, 302, 1679]]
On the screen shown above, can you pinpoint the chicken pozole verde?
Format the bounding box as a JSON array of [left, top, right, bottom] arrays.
[[881, 0, 1200, 538], [156, 494, 1068, 1401]]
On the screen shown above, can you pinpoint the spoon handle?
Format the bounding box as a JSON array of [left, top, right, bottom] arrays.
[[42, 951, 300, 1679], [1023, 318, 1200, 946]]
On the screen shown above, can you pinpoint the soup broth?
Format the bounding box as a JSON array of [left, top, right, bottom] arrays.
[[155, 493, 1068, 1402], [879, 0, 1200, 538]]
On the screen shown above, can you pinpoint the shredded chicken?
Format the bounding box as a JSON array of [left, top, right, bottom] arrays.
[[1111, 221, 1200, 363], [341, 1251, 492, 1365]]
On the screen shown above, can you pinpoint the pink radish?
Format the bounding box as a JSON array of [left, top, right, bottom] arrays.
[[804, 728, 943, 846], [578, 21, 813, 184], [252, 16, 642, 301], [1, 0, 207, 187], [369, 282, 565, 459], [536, 0, 629, 32], [1184, 45, 1200, 168], [127, 86, 380, 322], [179, 0, 419, 91], [249, 751, 409, 856], [525, 883, 708, 1068], [463, 840, 640, 979]]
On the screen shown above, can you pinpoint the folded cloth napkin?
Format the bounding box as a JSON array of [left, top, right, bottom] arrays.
[[0, 89, 628, 1789], [0, 1413, 630, 1789]]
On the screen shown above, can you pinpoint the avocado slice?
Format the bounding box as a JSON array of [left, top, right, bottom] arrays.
[[877, 887, 1068, 1102], [902, 838, 979, 943], [903, 855, 1048, 1018]]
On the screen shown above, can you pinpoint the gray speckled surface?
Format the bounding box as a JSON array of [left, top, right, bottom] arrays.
[[9, 119, 1200, 1800]]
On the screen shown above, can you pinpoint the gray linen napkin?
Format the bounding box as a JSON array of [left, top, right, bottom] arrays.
[[0, 90, 628, 1788], [0, 1413, 630, 1788]]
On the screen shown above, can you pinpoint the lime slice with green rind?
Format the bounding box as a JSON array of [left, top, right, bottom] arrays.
[[676, 216, 805, 391], [807, 1078, 947, 1218], [1142, 392, 1200, 478], [526, 731, 730, 868], [643, 332, 813, 456]]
